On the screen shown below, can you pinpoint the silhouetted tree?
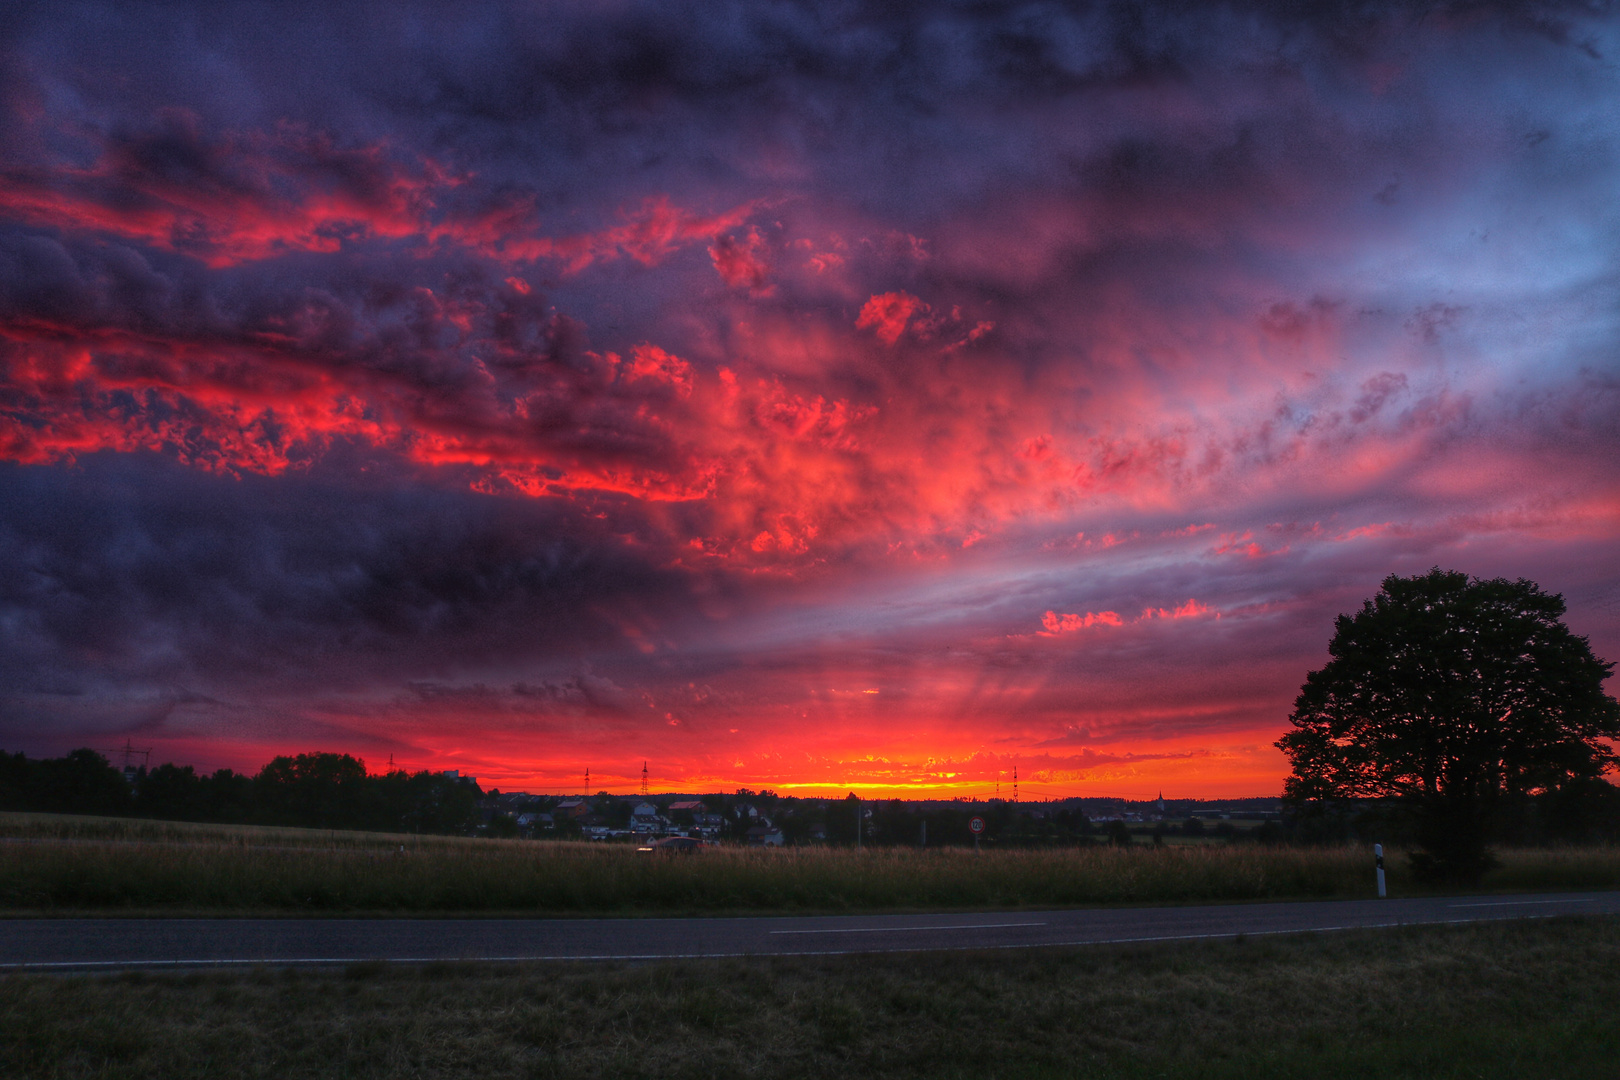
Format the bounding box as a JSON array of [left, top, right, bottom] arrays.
[[199, 768, 255, 823], [254, 752, 372, 829], [823, 792, 862, 845], [135, 763, 209, 820], [34, 749, 131, 815], [0, 750, 31, 811], [378, 769, 482, 835], [1054, 807, 1091, 837], [1278, 569, 1620, 883], [599, 798, 632, 829], [1, 746, 483, 835], [1253, 820, 1284, 845]]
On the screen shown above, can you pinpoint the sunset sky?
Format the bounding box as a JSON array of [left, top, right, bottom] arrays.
[[2, 1, 1618, 798]]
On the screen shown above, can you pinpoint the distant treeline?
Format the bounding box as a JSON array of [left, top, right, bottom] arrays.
[[0, 749, 482, 835]]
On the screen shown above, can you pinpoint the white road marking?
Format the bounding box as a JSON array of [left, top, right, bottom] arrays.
[[1447, 898, 1595, 908], [0, 918, 1536, 969], [770, 921, 1046, 935]]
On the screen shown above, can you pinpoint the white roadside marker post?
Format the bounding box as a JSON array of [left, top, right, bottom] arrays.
[[1375, 843, 1387, 898]]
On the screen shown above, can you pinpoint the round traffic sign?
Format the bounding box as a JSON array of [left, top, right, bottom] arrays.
[[968, 816, 985, 834]]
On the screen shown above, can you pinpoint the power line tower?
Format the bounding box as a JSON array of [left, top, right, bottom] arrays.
[[641, 761, 650, 798], [94, 739, 152, 781], [1013, 765, 1018, 804], [584, 767, 590, 795]]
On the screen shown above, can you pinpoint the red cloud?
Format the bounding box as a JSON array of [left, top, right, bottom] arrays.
[[1212, 532, 1287, 560], [458, 195, 759, 274], [617, 344, 694, 396], [708, 227, 771, 290], [4, 122, 1614, 586], [0, 114, 759, 277], [0, 114, 435, 267], [1039, 610, 1124, 635], [1141, 599, 1211, 620], [1036, 600, 1210, 639], [855, 291, 926, 345]]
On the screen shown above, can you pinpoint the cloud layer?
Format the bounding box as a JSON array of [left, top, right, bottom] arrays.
[[2, 0, 1618, 795]]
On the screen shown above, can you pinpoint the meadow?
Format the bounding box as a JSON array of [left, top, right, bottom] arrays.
[[2, 917, 1617, 1079], [5, 812, 1620, 915]]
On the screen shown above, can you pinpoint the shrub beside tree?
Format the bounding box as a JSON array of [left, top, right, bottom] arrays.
[[1278, 569, 1620, 882]]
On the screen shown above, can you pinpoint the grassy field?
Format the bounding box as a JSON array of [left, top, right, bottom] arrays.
[[0, 811, 485, 848], [2, 917, 1617, 1079], [5, 812, 1620, 915]]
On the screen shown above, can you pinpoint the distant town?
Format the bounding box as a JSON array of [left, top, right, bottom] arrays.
[[480, 786, 1285, 847], [1, 745, 1284, 846]]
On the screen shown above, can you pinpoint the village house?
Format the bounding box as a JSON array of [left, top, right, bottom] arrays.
[[668, 800, 723, 838], [630, 801, 666, 835], [745, 824, 785, 846], [555, 799, 591, 819]]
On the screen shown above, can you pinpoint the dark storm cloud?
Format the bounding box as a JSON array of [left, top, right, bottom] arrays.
[[0, 453, 696, 733], [6, 3, 1603, 205], [0, 208, 730, 495]]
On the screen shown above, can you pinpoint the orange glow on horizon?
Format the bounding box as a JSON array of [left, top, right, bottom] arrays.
[[140, 716, 1294, 802]]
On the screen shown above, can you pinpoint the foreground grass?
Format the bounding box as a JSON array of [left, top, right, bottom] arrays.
[[2, 917, 1617, 1079], [5, 812, 1620, 915]]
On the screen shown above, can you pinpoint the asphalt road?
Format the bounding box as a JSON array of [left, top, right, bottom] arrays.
[[4, 891, 1616, 971]]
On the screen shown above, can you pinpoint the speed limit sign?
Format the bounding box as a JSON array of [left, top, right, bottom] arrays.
[[968, 816, 985, 834]]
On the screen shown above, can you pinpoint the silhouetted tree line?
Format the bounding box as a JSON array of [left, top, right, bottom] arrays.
[[0, 749, 483, 835]]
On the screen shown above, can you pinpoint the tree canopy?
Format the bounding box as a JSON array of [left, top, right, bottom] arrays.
[[0, 747, 483, 836], [1277, 569, 1619, 879]]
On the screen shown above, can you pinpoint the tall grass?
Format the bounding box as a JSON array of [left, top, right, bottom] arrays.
[[4, 919, 1620, 1078], [0, 811, 474, 848], [5, 813, 1619, 913]]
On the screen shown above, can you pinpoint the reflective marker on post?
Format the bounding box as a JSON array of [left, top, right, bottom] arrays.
[[1375, 843, 1387, 898]]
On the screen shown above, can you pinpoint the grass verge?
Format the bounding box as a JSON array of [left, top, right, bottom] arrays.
[[5, 813, 1620, 915], [1, 917, 1616, 1079]]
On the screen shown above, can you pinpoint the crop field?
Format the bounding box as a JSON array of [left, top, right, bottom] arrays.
[[2, 917, 1618, 1079], [5, 812, 1620, 915]]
